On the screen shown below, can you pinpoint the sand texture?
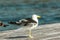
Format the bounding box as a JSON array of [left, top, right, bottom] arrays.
[[0, 23, 60, 40]]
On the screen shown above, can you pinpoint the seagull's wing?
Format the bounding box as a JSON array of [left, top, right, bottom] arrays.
[[25, 18, 37, 23], [9, 18, 37, 26], [19, 18, 37, 26]]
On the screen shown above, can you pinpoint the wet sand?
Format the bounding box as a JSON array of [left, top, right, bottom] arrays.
[[0, 23, 60, 40]]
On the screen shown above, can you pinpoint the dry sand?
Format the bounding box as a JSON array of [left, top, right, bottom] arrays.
[[0, 23, 60, 40]]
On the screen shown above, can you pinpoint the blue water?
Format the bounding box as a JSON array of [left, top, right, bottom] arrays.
[[0, 2, 60, 31]]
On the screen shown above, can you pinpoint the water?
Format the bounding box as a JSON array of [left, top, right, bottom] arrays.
[[0, 2, 60, 31]]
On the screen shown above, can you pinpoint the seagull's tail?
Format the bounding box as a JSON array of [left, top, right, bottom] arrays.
[[8, 21, 16, 24], [8, 21, 22, 25]]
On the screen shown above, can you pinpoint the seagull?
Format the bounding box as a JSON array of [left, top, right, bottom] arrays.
[[9, 14, 41, 38]]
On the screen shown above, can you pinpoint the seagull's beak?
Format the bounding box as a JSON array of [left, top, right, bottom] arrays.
[[37, 16, 41, 18]]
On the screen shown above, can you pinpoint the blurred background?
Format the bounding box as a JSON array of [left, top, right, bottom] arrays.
[[0, 0, 60, 31]]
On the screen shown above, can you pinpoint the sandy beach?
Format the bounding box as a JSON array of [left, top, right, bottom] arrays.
[[0, 23, 60, 40]]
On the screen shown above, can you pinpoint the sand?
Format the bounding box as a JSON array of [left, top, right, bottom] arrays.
[[0, 23, 60, 40]]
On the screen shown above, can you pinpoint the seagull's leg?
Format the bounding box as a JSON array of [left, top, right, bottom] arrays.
[[28, 29, 33, 38], [28, 24, 35, 38]]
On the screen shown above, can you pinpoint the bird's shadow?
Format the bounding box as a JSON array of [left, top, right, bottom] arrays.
[[5, 35, 28, 39]]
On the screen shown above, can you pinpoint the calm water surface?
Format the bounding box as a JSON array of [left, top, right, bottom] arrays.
[[0, 3, 60, 31]]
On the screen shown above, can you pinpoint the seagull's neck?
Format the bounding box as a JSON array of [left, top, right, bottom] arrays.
[[32, 17, 38, 23], [32, 17, 38, 27]]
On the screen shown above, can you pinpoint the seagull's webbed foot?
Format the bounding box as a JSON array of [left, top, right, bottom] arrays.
[[28, 35, 34, 38]]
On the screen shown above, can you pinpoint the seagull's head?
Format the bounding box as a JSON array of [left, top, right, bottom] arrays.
[[32, 14, 41, 19]]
